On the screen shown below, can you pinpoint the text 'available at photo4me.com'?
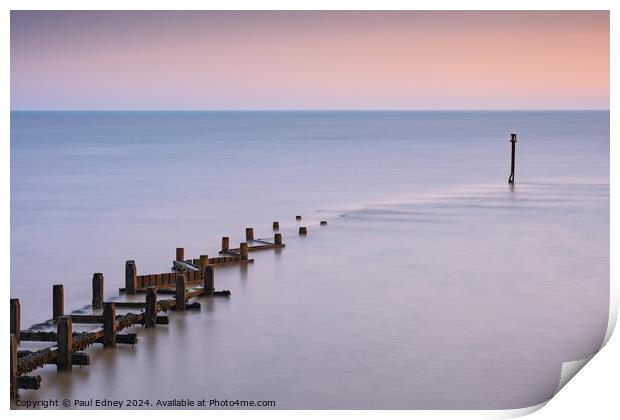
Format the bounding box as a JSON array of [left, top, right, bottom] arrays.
[[14, 397, 277, 409]]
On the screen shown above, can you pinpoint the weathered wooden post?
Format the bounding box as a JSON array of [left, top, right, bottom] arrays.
[[176, 247, 185, 262], [508, 133, 517, 184], [246, 227, 254, 241], [221, 236, 230, 253], [145, 287, 157, 328], [57, 316, 73, 371], [320, 220, 328, 226], [240, 242, 249, 260], [274, 233, 283, 246], [92, 273, 104, 310], [204, 265, 215, 297], [176, 274, 187, 310], [299, 227, 307, 235], [10, 335, 18, 398], [125, 260, 137, 294], [273, 221, 279, 230], [296, 215, 302, 221], [103, 302, 116, 348], [10, 299, 20, 343], [199, 255, 209, 276], [53, 284, 64, 321]]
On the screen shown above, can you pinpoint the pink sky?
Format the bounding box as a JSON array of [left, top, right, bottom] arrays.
[[10, 11, 609, 110]]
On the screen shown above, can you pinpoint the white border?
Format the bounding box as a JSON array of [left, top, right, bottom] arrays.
[[3, 1, 616, 419]]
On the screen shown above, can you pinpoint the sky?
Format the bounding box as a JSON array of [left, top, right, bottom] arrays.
[[10, 11, 609, 110]]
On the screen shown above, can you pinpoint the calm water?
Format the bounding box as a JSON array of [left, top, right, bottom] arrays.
[[11, 111, 609, 409]]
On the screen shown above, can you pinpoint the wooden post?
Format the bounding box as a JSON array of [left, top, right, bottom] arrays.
[[10, 335, 18, 398], [103, 303, 116, 348], [176, 247, 185, 262], [10, 299, 20, 344], [53, 284, 64, 321], [274, 233, 283, 246], [199, 255, 209, 277], [125, 260, 137, 294], [72, 353, 90, 366], [56, 316, 72, 371], [508, 133, 517, 184], [221, 237, 230, 252], [176, 274, 186, 310], [240, 242, 249, 260], [299, 227, 307, 235], [204, 265, 215, 297], [145, 287, 157, 328], [296, 215, 302, 221], [246, 227, 254, 241], [273, 221, 279, 230], [320, 220, 328, 226], [92, 273, 104, 310]]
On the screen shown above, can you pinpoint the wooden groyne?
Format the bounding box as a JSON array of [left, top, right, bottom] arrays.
[[12, 277, 210, 398], [10, 220, 323, 400]]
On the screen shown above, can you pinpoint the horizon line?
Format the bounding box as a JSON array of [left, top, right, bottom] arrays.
[[10, 108, 611, 112]]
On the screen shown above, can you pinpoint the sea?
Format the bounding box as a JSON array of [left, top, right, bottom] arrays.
[[10, 110, 609, 409]]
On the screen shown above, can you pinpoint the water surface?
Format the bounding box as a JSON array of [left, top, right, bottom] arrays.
[[11, 111, 609, 409]]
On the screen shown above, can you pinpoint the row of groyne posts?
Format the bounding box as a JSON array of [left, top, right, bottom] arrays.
[[10, 218, 327, 399]]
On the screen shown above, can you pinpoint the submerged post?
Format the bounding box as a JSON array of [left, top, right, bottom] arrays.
[[176, 274, 187, 310], [299, 227, 308, 235], [274, 233, 283, 246], [273, 221, 279, 230], [103, 302, 116, 348], [92, 273, 104, 310], [53, 284, 64, 321], [10, 299, 20, 343], [57, 316, 73, 371], [204, 265, 215, 297], [145, 288, 157, 328], [246, 227, 254, 241], [508, 133, 517, 184], [125, 260, 137, 294], [240, 242, 249, 260], [176, 247, 185, 262], [221, 237, 230, 253]]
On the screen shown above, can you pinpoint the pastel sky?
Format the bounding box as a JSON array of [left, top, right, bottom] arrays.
[[11, 11, 609, 110]]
